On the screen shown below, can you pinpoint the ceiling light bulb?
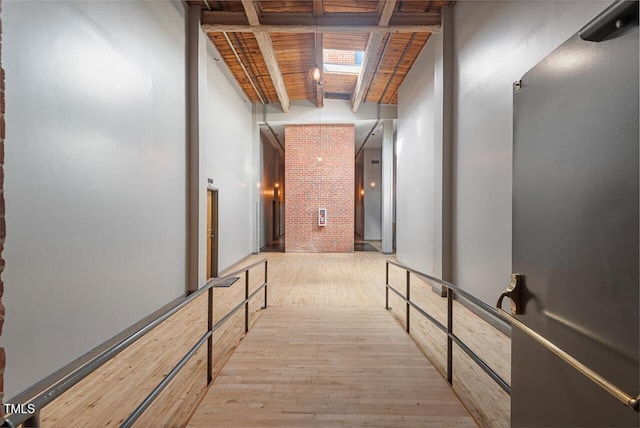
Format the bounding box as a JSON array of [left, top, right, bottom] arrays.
[[312, 66, 321, 81]]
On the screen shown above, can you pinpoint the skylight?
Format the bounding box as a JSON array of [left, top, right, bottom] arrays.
[[323, 49, 364, 74]]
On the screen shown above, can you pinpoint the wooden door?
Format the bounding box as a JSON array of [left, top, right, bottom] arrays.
[[207, 190, 219, 279]]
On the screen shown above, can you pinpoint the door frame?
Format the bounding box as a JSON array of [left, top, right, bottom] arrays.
[[272, 186, 280, 241], [206, 187, 219, 279]]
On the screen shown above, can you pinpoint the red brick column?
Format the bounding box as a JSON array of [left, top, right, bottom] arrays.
[[285, 124, 354, 252], [0, 0, 6, 410]]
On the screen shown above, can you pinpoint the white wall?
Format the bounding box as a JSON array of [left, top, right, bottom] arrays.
[[396, 33, 438, 275], [2, 0, 187, 397], [363, 148, 382, 240], [397, 1, 610, 303], [451, 0, 609, 304], [202, 41, 255, 272]]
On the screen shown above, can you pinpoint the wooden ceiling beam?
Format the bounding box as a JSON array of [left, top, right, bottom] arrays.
[[202, 23, 439, 34], [378, 0, 396, 24], [313, 0, 324, 17], [240, 0, 290, 112], [202, 11, 441, 27], [351, 0, 398, 112]]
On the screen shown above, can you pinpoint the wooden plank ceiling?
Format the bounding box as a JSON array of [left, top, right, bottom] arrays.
[[194, 0, 453, 112]]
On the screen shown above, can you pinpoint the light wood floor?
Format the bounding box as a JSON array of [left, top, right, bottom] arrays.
[[188, 307, 477, 428], [204, 251, 511, 427], [384, 263, 511, 427], [39, 261, 269, 428], [37, 251, 510, 427]]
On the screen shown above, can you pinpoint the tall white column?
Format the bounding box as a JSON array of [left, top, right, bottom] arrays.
[[381, 119, 394, 254]]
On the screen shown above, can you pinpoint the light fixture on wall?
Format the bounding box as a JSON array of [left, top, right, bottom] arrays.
[[274, 182, 280, 188], [360, 189, 365, 196], [370, 181, 376, 188], [312, 65, 321, 81]]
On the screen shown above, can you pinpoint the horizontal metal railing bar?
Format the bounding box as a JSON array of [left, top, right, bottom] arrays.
[[448, 331, 511, 394], [6, 293, 187, 404], [4, 288, 212, 426], [247, 283, 267, 305], [387, 259, 639, 412], [122, 265, 268, 426], [455, 293, 511, 336], [387, 260, 511, 328], [387, 282, 510, 394], [213, 301, 247, 333], [212, 282, 267, 333], [386, 260, 512, 399], [4, 258, 267, 427], [386, 284, 447, 333], [498, 308, 639, 411], [120, 331, 212, 428]]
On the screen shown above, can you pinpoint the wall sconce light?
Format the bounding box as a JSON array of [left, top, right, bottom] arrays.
[[274, 182, 280, 188], [312, 66, 321, 82], [370, 181, 376, 188], [360, 189, 365, 196]]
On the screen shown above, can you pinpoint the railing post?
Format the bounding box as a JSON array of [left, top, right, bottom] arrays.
[[263, 260, 268, 309], [385, 262, 389, 310], [245, 269, 249, 334], [24, 410, 40, 428], [447, 287, 453, 385], [207, 286, 213, 384], [406, 270, 411, 333]]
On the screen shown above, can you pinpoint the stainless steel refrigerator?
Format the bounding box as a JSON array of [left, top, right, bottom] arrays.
[[511, 1, 639, 426]]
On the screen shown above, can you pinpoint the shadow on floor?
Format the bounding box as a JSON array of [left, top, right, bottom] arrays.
[[354, 242, 378, 252], [260, 242, 285, 252]]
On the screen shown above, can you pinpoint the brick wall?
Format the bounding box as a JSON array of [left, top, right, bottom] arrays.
[[0, 0, 6, 409], [323, 49, 356, 65], [285, 124, 354, 252]]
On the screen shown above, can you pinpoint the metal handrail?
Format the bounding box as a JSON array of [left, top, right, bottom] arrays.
[[120, 331, 212, 427], [496, 308, 639, 412], [386, 260, 511, 326], [3, 258, 269, 428], [385, 260, 640, 412], [385, 260, 510, 394]]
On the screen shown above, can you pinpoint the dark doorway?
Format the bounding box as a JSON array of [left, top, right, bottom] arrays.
[[207, 189, 219, 279]]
